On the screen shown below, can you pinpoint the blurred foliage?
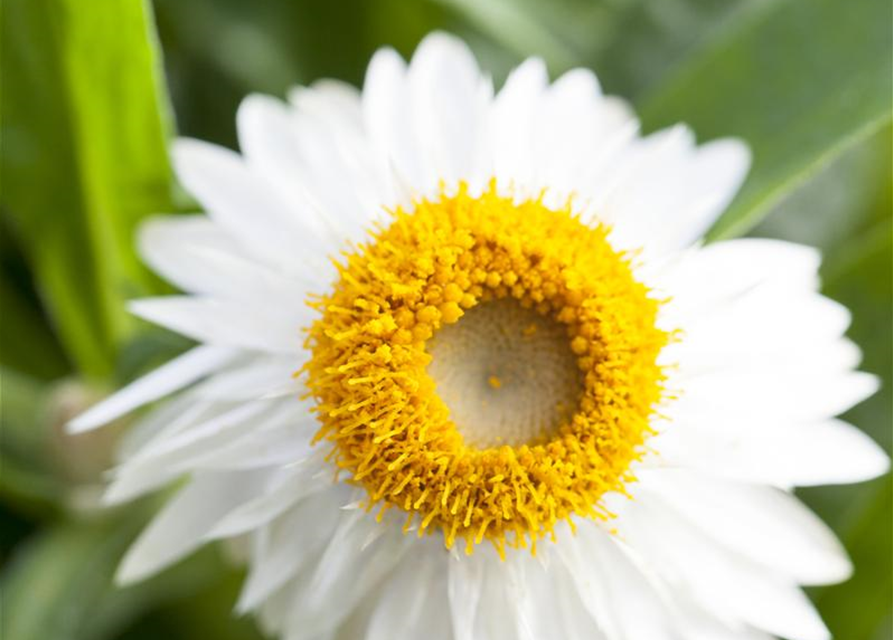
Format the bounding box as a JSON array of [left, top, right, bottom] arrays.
[[0, 0, 890, 639], [2, 0, 176, 378], [641, 0, 892, 241]]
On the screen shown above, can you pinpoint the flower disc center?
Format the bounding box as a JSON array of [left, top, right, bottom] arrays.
[[427, 298, 582, 449]]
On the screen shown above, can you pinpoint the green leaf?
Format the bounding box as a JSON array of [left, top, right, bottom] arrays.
[[0, 274, 69, 380], [0, 218, 70, 379], [814, 481, 893, 640], [590, 0, 754, 101], [1, 0, 176, 378], [0, 506, 254, 640], [431, 0, 591, 73], [640, 0, 893, 240]]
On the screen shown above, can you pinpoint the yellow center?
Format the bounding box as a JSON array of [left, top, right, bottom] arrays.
[[304, 182, 668, 557]]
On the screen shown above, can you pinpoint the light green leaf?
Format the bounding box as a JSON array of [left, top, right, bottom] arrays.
[[1, 0, 176, 377], [641, 0, 892, 240]]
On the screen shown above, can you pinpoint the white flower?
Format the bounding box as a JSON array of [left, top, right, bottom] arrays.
[[71, 32, 888, 640]]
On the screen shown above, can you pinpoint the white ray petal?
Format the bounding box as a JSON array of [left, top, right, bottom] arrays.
[[560, 523, 677, 640], [237, 488, 346, 612], [117, 470, 273, 584], [172, 137, 333, 277], [407, 31, 492, 191], [648, 417, 889, 488], [129, 296, 306, 355], [206, 462, 329, 539], [191, 355, 302, 402], [279, 509, 411, 637], [489, 57, 548, 196], [68, 345, 236, 433], [615, 482, 832, 640], [365, 547, 452, 640], [447, 547, 486, 640], [636, 469, 853, 585], [138, 215, 244, 294]]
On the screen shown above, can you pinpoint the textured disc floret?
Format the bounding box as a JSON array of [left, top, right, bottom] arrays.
[[305, 182, 669, 556]]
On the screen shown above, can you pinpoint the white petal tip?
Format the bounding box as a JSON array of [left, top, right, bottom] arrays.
[[114, 552, 151, 587], [66, 411, 104, 434]]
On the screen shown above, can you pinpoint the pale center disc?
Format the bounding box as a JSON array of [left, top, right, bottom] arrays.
[[426, 298, 583, 448]]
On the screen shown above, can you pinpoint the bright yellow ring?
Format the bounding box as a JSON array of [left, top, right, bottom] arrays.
[[305, 181, 668, 556]]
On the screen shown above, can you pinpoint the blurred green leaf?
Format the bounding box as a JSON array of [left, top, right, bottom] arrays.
[[0, 274, 69, 380], [154, 0, 447, 148], [815, 481, 893, 640], [0, 505, 258, 640], [1, 0, 176, 377], [431, 0, 590, 73], [641, 0, 892, 240], [592, 0, 756, 100], [0, 216, 70, 379], [751, 125, 891, 253]]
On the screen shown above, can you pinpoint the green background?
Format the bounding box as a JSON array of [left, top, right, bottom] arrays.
[[1, 0, 891, 638]]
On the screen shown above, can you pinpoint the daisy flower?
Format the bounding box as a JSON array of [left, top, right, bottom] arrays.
[[71, 32, 889, 640]]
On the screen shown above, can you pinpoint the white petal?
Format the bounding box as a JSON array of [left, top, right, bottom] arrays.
[[192, 356, 301, 401], [638, 470, 852, 585], [676, 367, 878, 423], [143, 221, 321, 306], [532, 68, 637, 207], [129, 296, 306, 355], [664, 298, 855, 374], [447, 548, 486, 640], [288, 79, 363, 133], [649, 417, 889, 487], [238, 487, 346, 612], [363, 47, 425, 195], [365, 547, 452, 640], [172, 138, 332, 279], [117, 470, 272, 584], [238, 94, 383, 244], [664, 238, 821, 294], [115, 392, 219, 462], [599, 129, 750, 254], [275, 508, 410, 637], [489, 57, 548, 195], [68, 345, 236, 433], [407, 32, 492, 190], [104, 400, 278, 503], [558, 523, 676, 640], [193, 420, 318, 471], [206, 462, 328, 539], [138, 215, 245, 294], [614, 490, 831, 640]]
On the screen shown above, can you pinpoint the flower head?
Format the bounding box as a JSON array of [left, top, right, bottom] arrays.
[[72, 32, 888, 640]]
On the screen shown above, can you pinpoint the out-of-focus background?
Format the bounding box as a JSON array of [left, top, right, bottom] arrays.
[[1, 0, 891, 638]]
